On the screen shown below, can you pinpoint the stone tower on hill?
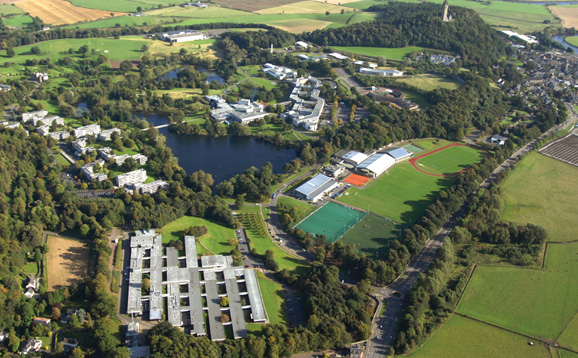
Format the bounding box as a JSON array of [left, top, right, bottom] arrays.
[[442, 0, 452, 22]]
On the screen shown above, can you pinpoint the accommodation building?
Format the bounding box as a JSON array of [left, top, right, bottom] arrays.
[[282, 77, 325, 131], [21, 110, 48, 123], [262, 63, 297, 80], [73, 124, 101, 138], [133, 180, 170, 194], [116, 169, 147, 187], [33, 317, 51, 326], [21, 338, 42, 355], [98, 128, 121, 141], [81, 160, 108, 181]]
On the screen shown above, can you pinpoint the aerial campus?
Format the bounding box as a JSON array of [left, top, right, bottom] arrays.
[[1, 0, 578, 357]]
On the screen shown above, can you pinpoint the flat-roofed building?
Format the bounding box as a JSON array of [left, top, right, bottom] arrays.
[[159, 30, 206, 43], [73, 124, 101, 138], [359, 68, 403, 77], [81, 159, 107, 181], [357, 153, 395, 178], [340, 150, 369, 166], [294, 173, 339, 202], [116, 169, 147, 187], [126, 231, 265, 341], [98, 128, 121, 141], [133, 180, 169, 194], [21, 110, 48, 123]]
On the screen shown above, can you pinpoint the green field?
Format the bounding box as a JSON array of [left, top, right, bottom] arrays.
[[239, 212, 307, 274], [3, 14, 33, 27], [148, 6, 252, 18], [559, 313, 578, 351], [157, 215, 236, 255], [256, 271, 287, 324], [246, 77, 279, 91], [277, 196, 316, 224], [565, 36, 578, 47], [338, 162, 454, 224], [346, 0, 558, 33], [501, 152, 578, 242], [408, 315, 551, 358], [416, 145, 485, 175], [340, 213, 402, 256], [332, 46, 424, 61], [397, 74, 462, 92], [68, 0, 177, 12], [457, 242, 578, 340], [295, 202, 366, 243]]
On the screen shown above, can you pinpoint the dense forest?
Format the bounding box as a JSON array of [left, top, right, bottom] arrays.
[[305, 2, 508, 72]]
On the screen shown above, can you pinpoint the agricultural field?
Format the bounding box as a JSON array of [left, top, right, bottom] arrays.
[[501, 152, 578, 242], [255, 271, 287, 324], [15, 0, 126, 25], [332, 46, 424, 62], [69, 0, 155, 12], [277, 196, 316, 224], [0, 4, 32, 27], [147, 5, 252, 18], [239, 212, 307, 274], [396, 74, 462, 92], [255, 1, 351, 14], [338, 162, 454, 224], [565, 34, 578, 47], [550, 6, 578, 29], [211, 0, 301, 12], [413, 144, 485, 176], [457, 242, 578, 340], [340, 213, 402, 256], [157, 215, 237, 256], [267, 18, 333, 32], [408, 315, 551, 358], [46, 235, 89, 291]]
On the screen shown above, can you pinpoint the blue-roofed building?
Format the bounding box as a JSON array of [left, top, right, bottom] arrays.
[[384, 147, 412, 162], [294, 173, 339, 202]]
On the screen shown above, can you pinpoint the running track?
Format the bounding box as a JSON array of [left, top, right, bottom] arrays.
[[409, 143, 485, 177]]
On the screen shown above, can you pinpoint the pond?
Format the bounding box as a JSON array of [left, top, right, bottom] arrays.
[[160, 68, 225, 84], [139, 113, 297, 184]]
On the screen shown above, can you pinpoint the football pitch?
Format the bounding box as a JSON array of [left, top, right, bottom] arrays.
[[295, 201, 366, 243], [341, 213, 402, 255]]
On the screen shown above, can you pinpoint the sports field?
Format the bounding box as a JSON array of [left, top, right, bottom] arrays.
[[458, 242, 578, 340], [16, 0, 126, 25], [340, 213, 401, 255], [501, 152, 578, 242], [338, 162, 454, 224], [46, 235, 89, 291], [343, 173, 371, 187], [157, 215, 236, 255], [332, 46, 424, 62], [413, 144, 485, 176], [408, 315, 550, 358], [295, 201, 366, 243], [396, 74, 462, 92]]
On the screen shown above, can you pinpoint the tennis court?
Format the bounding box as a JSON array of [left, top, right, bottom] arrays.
[[295, 201, 366, 243], [403, 143, 424, 155], [344, 173, 371, 187]]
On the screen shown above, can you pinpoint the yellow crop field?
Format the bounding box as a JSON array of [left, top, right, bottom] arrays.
[[268, 18, 332, 32], [550, 6, 578, 29], [255, 0, 350, 14], [16, 0, 126, 25]]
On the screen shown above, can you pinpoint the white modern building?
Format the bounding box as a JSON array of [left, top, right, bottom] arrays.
[[359, 68, 403, 77], [98, 128, 121, 141], [262, 63, 297, 80], [208, 96, 267, 124], [294, 173, 339, 202], [116, 169, 147, 187], [501, 30, 539, 45], [133, 180, 169, 194], [21, 110, 48, 123], [73, 124, 101, 138], [81, 160, 108, 181], [340, 150, 370, 166], [357, 152, 396, 178], [159, 30, 206, 43], [328, 52, 348, 60], [72, 137, 92, 156], [282, 76, 325, 131], [383, 147, 412, 162]]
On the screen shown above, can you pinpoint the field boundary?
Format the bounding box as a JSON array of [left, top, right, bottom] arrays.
[[409, 143, 485, 177]]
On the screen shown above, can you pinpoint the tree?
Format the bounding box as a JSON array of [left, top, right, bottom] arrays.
[[219, 296, 230, 307], [94, 317, 120, 353], [220, 313, 230, 322], [136, 6, 143, 12], [119, 60, 133, 74], [142, 278, 151, 292], [51, 306, 61, 320], [31, 46, 41, 55], [8, 329, 19, 352], [6, 47, 14, 58], [71, 347, 86, 358], [69, 314, 80, 328], [234, 195, 245, 210]]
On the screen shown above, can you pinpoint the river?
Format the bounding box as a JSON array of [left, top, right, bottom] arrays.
[[139, 114, 297, 184], [552, 35, 578, 53]]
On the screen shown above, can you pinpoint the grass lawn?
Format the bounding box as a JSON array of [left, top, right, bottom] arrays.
[[239, 65, 262, 76], [277, 196, 316, 224], [558, 313, 578, 351], [147, 38, 221, 59], [340, 213, 402, 256], [408, 315, 550, 358], [457, 242, 578, 340], [3, 14, 33, 27], [565, 36, 578, 47], [415, 145, 485, 176], [56, 152, 71, 167], [404, 89, 431, 108], [239, 212, 307, 274], [501, 152, 578, 242], [396, 74, 462, 92], [256, 271, 287, 324], [157, 215, 236, 256], [338, 162, 454, 224], [332, 46, 424, 61], [246, 77, 278, 91]]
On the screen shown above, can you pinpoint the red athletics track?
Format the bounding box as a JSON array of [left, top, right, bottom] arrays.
[[408, 143, 486, 177]]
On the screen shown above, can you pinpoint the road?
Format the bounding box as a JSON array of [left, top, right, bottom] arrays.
[[364, 119, 572, 358], [334, 67, 364, 90]]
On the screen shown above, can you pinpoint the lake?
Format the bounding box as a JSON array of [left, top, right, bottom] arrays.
[[141, 114, 297, 184], [161, 68, 225, 84]]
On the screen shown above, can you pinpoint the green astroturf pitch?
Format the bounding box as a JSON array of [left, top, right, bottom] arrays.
[[295, 201, 366, 243]]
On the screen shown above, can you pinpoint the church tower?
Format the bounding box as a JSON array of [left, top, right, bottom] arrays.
[[442, 0, 451, 22]]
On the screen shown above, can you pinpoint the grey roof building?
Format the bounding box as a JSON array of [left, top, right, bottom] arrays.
[[294, 173, 339, 202], [126, 230, 266, 341]]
